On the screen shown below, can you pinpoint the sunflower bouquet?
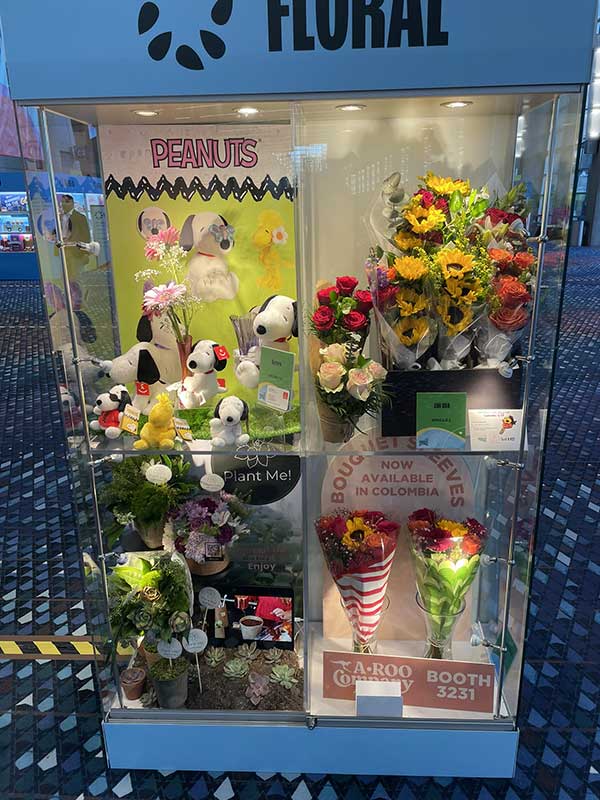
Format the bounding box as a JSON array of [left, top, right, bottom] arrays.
[[315, 509, 400, 653], [407, 508, 488, 659]]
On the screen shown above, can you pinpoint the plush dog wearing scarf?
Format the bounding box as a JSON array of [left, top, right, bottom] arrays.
[[178, 340, 229, 409], [235, 295, 298, 389]]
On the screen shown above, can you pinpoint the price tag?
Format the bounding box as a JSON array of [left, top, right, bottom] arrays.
[[198, 587, 222, 609], [183, 629, 208, 654], [200, 473, 225, 492], [257, 346, 295, 412], [174, 417, 194, 441], [157, 638, 183, 660], [120, 404, 140, 435], [416, 392, 466, 450]]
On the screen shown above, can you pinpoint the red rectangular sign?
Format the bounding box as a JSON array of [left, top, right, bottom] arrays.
[[323, 651, 495, 713]]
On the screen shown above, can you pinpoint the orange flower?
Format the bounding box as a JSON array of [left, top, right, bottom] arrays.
[[366, 532, 385, 549], [387, 267, 398, 281], [462, 535, 481, 556], [514, 252, 535, 272], [488, 248, 514, 266]]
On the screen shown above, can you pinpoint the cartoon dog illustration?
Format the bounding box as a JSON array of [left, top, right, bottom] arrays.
[[253, 210, 293, 292], [180, 211, 239, 302], [137, 207, 171, 239]]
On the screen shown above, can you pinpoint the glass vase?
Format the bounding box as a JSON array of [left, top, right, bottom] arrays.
[[340, 596, 390, 655], [416, 593, 466, 660]]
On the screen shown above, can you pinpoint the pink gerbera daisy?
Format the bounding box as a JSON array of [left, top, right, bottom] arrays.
[[158, 226, 180, 246], [143, 282, 186, 314]]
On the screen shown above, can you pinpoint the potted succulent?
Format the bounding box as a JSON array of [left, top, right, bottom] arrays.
[[163, 491, 250, 575], [107, 552, 193, 668], [120, 666, 147, 701], [101, 455, 194, 548], [149, 657, 189, 708]]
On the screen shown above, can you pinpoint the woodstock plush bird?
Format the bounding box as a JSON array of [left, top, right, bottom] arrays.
[[253, 210, 292, 292], [133, 393, 176, 451]]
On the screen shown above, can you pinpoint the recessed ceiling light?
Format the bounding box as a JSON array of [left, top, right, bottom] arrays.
[[441, 101, 473, 109], [236, 106, 259, 117], [336, 104, 366, 112], [175, 116, 192, 121], [133, 109, 160, 117]]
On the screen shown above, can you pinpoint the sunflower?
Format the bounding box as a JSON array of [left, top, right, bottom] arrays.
[[396, 287, 429, 317], [394, 315, 431, 347], [445, 276, 482, 305], [436, 248, 476, 280], [394, 231, 422, 251], [405, 206, 446, 234], [342, 517, 375, 550], [436, 295, 473, 336], [422, 172, 471, 197], [437, 519, 468, 537], [394, 255, 428, 281]]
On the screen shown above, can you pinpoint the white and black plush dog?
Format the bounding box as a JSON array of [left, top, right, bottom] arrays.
[[180, 211, 239, 302], [90, 385, 131, 439], [209, 396, 250, 448], [235, 295, 298, 389], [178, 340, 228, 409], [137, 206, 171, 239], [108, 312, 180, 413]]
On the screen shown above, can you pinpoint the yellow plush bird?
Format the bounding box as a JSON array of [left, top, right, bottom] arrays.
[[133, 393, 176, 450]]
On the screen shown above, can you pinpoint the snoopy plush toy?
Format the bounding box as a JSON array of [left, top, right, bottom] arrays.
[[90, 385, 131, 439], [180, 211, 239, 302], [178, 340, 228, 409], [235, 295, 298, 389], [210, 396, 251, 448]]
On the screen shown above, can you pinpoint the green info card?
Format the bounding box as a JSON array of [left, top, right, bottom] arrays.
[[257, 347, 295, 412], [416, 392, 467, 450]]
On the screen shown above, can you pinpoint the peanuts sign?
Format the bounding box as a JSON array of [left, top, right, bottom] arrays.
[[323, 651, 495, 713]]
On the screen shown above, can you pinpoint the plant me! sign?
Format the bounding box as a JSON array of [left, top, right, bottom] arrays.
[[267, 0, 448, 52]]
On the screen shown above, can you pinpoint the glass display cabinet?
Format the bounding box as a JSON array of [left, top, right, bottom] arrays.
[[2, 0, 594, 778]]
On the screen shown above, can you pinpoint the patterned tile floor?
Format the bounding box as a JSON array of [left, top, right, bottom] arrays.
[[0, 249, 599, 799]]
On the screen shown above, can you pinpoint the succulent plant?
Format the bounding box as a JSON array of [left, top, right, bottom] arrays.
[[205, 646, 225, 668], [270, 664, 298, 690], [238, 643, 258, 661], [264, 649, 283, 664], [245, 671, 271, 706], [224, 658, 250, 680], [140, 688, 157, 707]]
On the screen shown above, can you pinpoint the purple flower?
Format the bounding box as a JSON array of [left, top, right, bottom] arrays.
[[217, 524, 234, 545], [377, 269, 390, 289]]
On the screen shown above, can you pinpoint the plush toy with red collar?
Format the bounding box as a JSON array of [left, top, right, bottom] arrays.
[[90, 385, 131, 439], [235, 295, 298, 389], [178, 340, 228, 409]]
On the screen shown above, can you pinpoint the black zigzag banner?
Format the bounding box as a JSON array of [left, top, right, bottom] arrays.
[[105, 174, 295, 202]]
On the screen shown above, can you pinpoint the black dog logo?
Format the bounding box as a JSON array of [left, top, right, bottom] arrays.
[[138, 0, 233, 71]]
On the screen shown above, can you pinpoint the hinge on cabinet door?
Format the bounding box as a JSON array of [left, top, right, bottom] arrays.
[[534, 233, 549, 244], [481, 554, 516, 567], [306, 715, 317, 730], [470, 633, 508, 654], [89, 455, 124, 467], [495, 460, 524, 470], [514, 355, 535, 364]]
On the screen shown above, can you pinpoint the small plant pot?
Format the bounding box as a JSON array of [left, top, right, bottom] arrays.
[[134, 520, 164, 549], [240, 616, 263, 641], [139, 639, 160, 667], [150, 657, 189, 709], [186, 553, 230, 576], [316, 399, 356, 444], [120, 667, 146, 701]]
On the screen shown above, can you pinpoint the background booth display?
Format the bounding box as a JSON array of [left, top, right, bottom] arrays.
[[1, 0, 595, 780]]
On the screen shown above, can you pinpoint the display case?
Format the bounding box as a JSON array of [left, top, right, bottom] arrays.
[[2, 0, 594, 780]]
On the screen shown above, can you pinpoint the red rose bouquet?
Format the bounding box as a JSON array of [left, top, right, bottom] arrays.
[[407, 509, 488, 659], [309, 275, 372, 348], [315, 510, 400, 653]]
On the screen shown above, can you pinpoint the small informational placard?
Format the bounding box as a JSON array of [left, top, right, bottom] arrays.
[[323, 651, 494, 713], [174, 417, 194, 442], [416, 392, 466, 450], [198, 587, 222, 610], [257, 346, 294, 412], [468, 408, 524, 452], [183, 628, 208, 654], [200, 473, 225, 493], [119, 404, 140, 435], [157, 638, 183, 660]]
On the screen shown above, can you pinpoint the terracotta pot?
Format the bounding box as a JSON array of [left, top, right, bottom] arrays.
[[139, 640, 160, 667], [134, 520, 164, 549], [186, 553, 230, 576], [120, 667, 146, 701], [317, 398, 355, 444]]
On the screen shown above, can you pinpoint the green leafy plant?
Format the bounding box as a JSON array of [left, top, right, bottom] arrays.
[[204, 647, 225, 668], [269, 664, 298, 689], [107, 554, 191, 659], [263, 649, 283, 664], [149, 656, 188, 681], [238, 643, 258, 662], [223, 658, 250, 680]]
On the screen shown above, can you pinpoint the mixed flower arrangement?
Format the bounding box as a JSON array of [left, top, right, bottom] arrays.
[[163, 491, 249, 565], [407, 508, 488, 658], [135, 226, 203, 379], [368, 172, 536, 370]]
